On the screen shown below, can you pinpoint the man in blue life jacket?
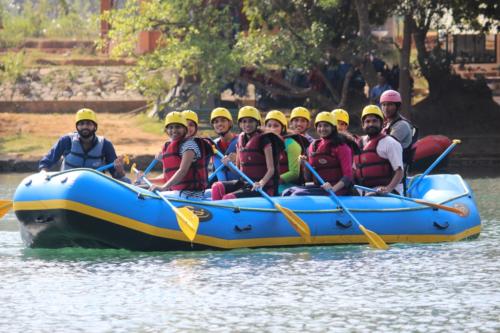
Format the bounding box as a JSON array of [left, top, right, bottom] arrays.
[[39, 108, 128, 181], [210, 107, 239, 182]]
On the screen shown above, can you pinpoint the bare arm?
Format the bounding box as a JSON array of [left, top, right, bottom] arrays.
[[253, 145, 275, 190]]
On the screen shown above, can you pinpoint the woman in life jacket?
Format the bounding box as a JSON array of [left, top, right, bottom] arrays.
[[211, 106, 283, 200], [331, 108, 360, 153], [210, 107, 239, 182], [289, 106, 314, 144], [283, 112, 353, 196], [264, 110, 303, 194], [181, 110, 199, 138], [146, 111, 211, 200]]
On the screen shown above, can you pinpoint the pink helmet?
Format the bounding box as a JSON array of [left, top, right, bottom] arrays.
[[380, 90, 401, 103]]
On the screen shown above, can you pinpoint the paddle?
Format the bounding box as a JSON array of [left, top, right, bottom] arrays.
[[131, 166, 199, 242], [304, 161, 389, 250], [96, 155, 130, 172], [408, 139, 461, 193], [212, 148, 311, 242], [0, 200, 13, 219], [208, 163, 225, 182], [354, 184, 466, 217]]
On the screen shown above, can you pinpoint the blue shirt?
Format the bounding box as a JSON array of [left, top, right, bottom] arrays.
[[370, 84, 392, 106], [39, 133, 121, 178]]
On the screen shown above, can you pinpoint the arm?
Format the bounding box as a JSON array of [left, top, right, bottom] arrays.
[[160, 150, 195, 190], [39, 136, 71, 171], [376, 137, 404, 194], [102, 140, 125, 179], [280, 139, 301, 183], [330, 145, 353, 193]]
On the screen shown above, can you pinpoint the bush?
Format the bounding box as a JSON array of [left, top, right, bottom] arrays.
[[0, 51, 26, 83]]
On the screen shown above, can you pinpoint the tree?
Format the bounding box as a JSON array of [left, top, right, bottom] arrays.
[[396, 0, 500, 133], [103, 0, 396, 114]]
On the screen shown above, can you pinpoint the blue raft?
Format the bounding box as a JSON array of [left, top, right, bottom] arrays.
[[13, 169, 481, 251]]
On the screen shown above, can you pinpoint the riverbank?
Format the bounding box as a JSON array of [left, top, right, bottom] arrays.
[[1, 112, 500, 175]]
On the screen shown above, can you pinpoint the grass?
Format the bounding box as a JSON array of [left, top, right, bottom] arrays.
[[133, 113, 165, 135], [0, 134, 57, 156]]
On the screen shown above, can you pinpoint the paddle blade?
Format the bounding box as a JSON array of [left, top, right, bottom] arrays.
[[414, 199, 466, 217], [275, 203, 311, 243], [0, 200, 13, 219], [358, 225, 389, 250], [174, 207, 200, 242]]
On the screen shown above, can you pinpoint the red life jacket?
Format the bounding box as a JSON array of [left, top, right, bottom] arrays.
[[354, 134, 394, 187], [308, 138, 343, 185], [237, 130, 278, 195], [161, 137, 211, 191]]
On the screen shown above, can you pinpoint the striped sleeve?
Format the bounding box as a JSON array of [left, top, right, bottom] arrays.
[[179, 139, 201, 161]]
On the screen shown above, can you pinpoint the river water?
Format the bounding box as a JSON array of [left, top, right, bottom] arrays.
[[0, 173, 499, 332]]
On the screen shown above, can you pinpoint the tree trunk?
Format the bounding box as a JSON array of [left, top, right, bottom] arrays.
[[353, 0, 377, 89], [399, 14, 413, 119]]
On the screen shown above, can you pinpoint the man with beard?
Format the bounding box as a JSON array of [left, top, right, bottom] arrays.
[[39, 108, 127, 181], [354, 105, 403, 195]]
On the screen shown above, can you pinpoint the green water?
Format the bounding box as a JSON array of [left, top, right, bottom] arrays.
[[1, 173, 499, 332]]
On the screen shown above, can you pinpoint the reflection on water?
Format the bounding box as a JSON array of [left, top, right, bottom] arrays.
[[0, 173, 499, 332]]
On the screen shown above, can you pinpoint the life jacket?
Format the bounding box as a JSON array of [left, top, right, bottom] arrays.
[[162, 137, 212, 191], [384, 116, 418, 166], [213, 136, 239, 181], [237, 130, 281, 195], [62, 132, 105, 170], [354, 134, 394, 187], [308, 138, 343, 185]]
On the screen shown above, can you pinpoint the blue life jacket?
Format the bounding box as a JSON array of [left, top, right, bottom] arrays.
[[213, 136, 239, 181], [62, 133, 105, 170]]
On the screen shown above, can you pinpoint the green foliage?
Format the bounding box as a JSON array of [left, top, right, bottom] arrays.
[[0, 0, 99, 47], [0, 52, 26, 83]]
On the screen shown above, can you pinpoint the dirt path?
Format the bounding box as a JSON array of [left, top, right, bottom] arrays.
[[0, 113, 165, 159]]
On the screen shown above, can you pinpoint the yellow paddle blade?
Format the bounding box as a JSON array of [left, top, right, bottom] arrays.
[[359, 225, 389, 250], [130, 163, 137, 181], [414, 199, 466, 217], [0, 200, 13, 219], [174, 207, 200, 242], [275, 203, 311, 243]]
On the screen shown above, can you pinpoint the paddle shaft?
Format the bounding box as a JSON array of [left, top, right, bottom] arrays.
[[140, 176, 181, 214], [213, 148, 311, 241], [304, 162, 388, 249], [408, 139, 460, 192], [213, 150, 273, 204], [96, 162, 115, 172], [208, 163, 226, 182], [304, 163, 361, 227], [354, 184, 465, 216]]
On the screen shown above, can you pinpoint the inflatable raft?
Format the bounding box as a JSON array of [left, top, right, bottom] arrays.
[[13, 169, 480, 251]]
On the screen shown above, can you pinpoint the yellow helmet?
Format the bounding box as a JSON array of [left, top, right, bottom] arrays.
[[314, 111, 337, 127], [290, 106, 311, 122], [210, 107, 233, 123], [75, 108, 97, 125], [181, 110, 199, 125], [361, 105, 384, 120], [238, 106, 261, 125], [264, 110, 287, 130], [164, 111, 188, 128], [332, 108, 349, 125]]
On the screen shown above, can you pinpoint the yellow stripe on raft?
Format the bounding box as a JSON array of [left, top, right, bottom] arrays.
[[13, 200, 481, 249]]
